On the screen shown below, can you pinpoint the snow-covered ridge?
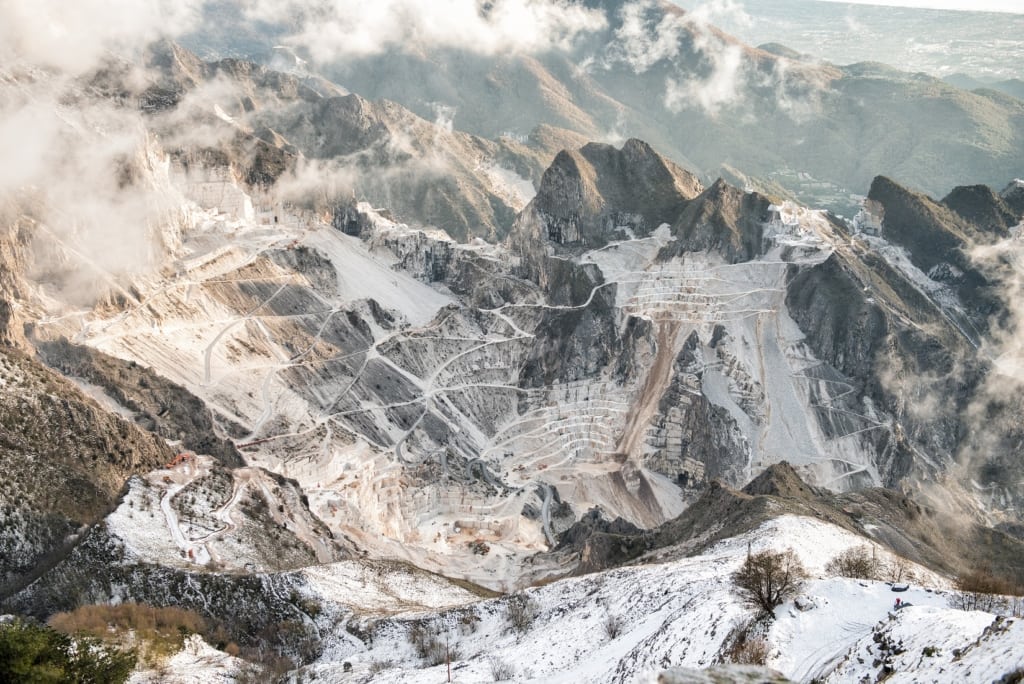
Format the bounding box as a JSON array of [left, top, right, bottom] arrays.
[[282, 515, 1020, 684]]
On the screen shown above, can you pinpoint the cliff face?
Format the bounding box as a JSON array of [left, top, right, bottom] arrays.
[[788, 175, 1024, 513], [0, 347, 174, 597], [0, 214, 178, 597], [515, 138, 702, 253], [660, 179, 775, 263]]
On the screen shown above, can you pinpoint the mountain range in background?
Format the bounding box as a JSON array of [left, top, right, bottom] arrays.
[[1, 0, 1024, 682]]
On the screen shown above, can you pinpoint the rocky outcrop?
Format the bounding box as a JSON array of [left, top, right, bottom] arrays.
[[660, 179, 775, 263], [513, 139, 702, 254], [645, 331, 749, 485], [786, 254, 889, 384], [4, 525, 323, 661], [0, 348, 174, 597], [549, 462, 1024, 584], [941, 184, 1019, 235], [34, 339, 244, 468], [126, 43, 553, 241], [868, 176, 977, 273], [519, 261, 620, 387], [1000, 179, 1024, 217]]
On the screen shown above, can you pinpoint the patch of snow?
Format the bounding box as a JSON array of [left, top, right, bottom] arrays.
[[826, 607, 1024, 683], [302, 226, 453, 327], [129, 635, 243, 683]]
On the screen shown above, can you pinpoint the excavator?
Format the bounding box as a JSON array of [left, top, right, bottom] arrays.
[[163, 452, 193, 469]]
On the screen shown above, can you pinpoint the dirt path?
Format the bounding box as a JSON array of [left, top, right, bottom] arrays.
[[616, 320, 680, 459]]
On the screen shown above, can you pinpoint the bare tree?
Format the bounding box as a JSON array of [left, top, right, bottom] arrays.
[[826, 545, 882, 580], [505, 593, 537, 634], [951, 568, 1020, 614], [732, 549, 808, 616]]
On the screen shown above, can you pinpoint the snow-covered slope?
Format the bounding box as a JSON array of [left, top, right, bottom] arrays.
[[129, 635, 245, 684], [826, 606, 1024, 683], [282, 515, 1019, 684]]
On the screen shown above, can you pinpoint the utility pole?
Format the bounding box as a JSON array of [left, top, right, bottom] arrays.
[[446, 630, 451, 682]]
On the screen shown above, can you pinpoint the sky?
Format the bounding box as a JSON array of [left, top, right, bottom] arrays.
[[818, 0, 1023, 12]]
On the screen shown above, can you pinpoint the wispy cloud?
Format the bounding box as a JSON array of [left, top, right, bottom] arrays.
[[0, 1, 204, 302], [241, 0, 607, 61], [664, 41, 745, 116], [603, 1, 831, 119], [0, 0, 199, 75], [604, 1, 749, 117]]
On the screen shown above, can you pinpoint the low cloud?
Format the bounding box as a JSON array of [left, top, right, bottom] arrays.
[[664, 41, 745, 116], [685, 0, 752, 31], [971, 232, 1024, 389], [0, 1, 202, 303], [0, 82, 184, 304], [0, 0, 199, 76], [241, 0, 607, 62], [608, 2, 689, 73], [601, 1, 831, 119], [604, 1, 750, 117]]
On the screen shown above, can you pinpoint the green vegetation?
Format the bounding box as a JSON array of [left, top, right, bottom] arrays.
[[0, 617, 135, 683]]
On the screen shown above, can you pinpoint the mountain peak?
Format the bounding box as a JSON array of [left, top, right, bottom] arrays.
[[741, 461, 821, 499], [941, 184, 1018, 236], [660, 177, 774, 263], [521, 138, 702, 249]]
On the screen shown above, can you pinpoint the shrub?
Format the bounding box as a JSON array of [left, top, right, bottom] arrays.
[[951, 569, 1021, 613], [825, 546, 882, 581], [732, 637, 770, 665], [998, 667, 1024, 684], [603, 614, 624, 640], [368, 659, 394, 674], [505, 594, 537, 634], [489, 656, 516, 681], [722, 617, 769, 666], [408, 623, 459, 667], [732, 549, 808, 616], [49, 603, 206, 639], [458, 611, 480, 635], [885, 555, 917, 584], [49, 603, 207, 664]]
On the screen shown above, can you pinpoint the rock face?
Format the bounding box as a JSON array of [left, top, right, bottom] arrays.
[[34, 339, 244, 469], [127, 42, 556, 242], [3, 78, 1024, 623], [942, 184, 1020, 235], [0, 214, 179, 598], [527, 139, 702, 248], [1000, 179, 1024, 217], [0, 347, 174, 596], [661, 179, 775, 263]]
